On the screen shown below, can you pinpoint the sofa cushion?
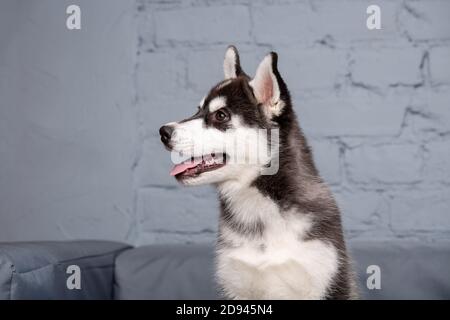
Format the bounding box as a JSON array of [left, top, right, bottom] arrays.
[[114, 241, 450, 300], [350, 241, 450, 299], [0, 240, 130, 300], [114, 244, 217, 299]]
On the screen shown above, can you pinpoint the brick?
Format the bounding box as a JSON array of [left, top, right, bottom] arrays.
[[399, 0, 450, 41], [309, 139, 341, 185], [429, 47, 450, 86], [423, 139, 450, 184], [252, 3, 316, 44], [252, 1, 399, 45], [137, 50, 186, 99], [135, 136, 181, 188], [351, 48, 423, 87], [345, 144, 423, 184], [138, 94, 201, 137], [137, 50, 201, 133], [390, 189, 450, 232], [154, 6, 251, 44], [186, 48, 228, 94], [277, 46, 347, 91], [334, 189, 387, 231], [298, 89, 409, 137], [136, 5, 155, 51], [411, 90, 450, 135], [137, 187, 218, 233]]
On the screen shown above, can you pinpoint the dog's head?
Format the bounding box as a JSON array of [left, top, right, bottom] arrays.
[[159, 46, 291, 186]]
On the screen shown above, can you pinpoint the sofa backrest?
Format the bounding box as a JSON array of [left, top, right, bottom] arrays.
[[114, 241, 450, 300]]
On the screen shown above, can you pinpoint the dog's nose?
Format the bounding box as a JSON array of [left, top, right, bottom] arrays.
[[159, 125, 174, 145]]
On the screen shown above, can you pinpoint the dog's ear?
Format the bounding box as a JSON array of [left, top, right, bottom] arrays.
[[250, 52, 288, 118], [223, 45, 245, 79]]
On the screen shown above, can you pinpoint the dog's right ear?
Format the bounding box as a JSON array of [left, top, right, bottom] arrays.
[[223, 45, 245, 79]]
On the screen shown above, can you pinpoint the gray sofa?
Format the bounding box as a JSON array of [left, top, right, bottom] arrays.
[[0, 240, 449, 299]]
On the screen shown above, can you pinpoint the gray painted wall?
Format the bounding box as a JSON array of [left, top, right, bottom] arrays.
[[0, 0, 449, 245]]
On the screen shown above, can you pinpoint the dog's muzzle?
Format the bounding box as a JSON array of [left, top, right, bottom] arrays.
[[159, 125, 174, 149]]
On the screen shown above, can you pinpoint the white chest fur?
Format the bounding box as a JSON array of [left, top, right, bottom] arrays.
[[216, 181, 339, 300]]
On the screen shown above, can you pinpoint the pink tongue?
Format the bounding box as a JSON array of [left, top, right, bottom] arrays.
[[170, 159, 201, 176]]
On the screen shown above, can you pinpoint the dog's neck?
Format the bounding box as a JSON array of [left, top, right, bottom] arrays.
[[215, 119, 328, 239]]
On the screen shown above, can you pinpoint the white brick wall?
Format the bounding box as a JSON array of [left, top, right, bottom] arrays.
[[345, 144, 424, 184], [423, 140, 450, 184], [132, 0, 450, 244], [310, 139, 342, 185], [299, 89, 409, 137], [390, 190, 450, 232], [279, 46, 347, 91], [137, 187, 218, 234], [429, 47, 450, 86], [350, 48, 424, 87], [154, 6, 251, 45], [399, 0, 450, 41], [334, 189, 388, 232], [0, 0, 447, 244]]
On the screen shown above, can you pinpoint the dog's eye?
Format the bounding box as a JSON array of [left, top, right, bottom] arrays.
[[214, 110, 229, 122]]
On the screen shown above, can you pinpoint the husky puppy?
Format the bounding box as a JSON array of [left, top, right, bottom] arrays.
[[159, 46, 358, 299]]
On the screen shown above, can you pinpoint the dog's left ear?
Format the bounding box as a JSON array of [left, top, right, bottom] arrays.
[[250, 52, 288, 118], [223, 45, 246, 79]]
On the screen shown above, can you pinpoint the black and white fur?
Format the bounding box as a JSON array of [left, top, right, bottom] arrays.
[[159, 46, 358, 299]]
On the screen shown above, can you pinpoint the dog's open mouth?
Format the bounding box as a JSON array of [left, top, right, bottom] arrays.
[[170, 153, 227, 178]]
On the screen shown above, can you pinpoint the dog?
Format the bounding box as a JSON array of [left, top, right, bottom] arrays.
[[159, 46, 358, 299]]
